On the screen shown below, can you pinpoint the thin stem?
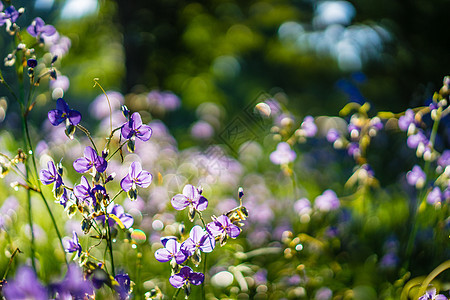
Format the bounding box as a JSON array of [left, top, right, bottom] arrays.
[[106, 215, 115, 276], [107, 140, 127, 161], [76, 124, 99, 153], [25, 166, 37, 272], [171, 288, 181, 300], [2, 248, 22, 280], [93, 78, 113, 136], [201, 253, 207, 300]]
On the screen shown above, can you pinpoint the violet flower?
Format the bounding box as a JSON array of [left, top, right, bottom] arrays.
[[39, 160, 62, 187], [73, 146, 107, 174], [171, 184, 208, 212], [0, 6, 21, 25], [27, 17, 56, 38], [438, 150, 450, 168], [301, 116, 317, 137], [154, 238, 188, 264], [398, 109, 416, 131], [2, 266, 48, 300], [120, 161, 152, 198], [169, 266, 204, 289], [114, 273, 131, 300], [207, 215, 241, 246], [427, 187, 442, 205], [74, 176, 106, 207], [407, 131, 427, 149], [314, 190, 340, 212], [96, 204, 134, 229], [121, 112, 152, 141], [327, 128, 340, 143], [181, 225, 215, 256], [270, 142, 296, 165], [419, 289, 447, 300], [48, 98, 81, 126], [51, 264, 94, 299], [406, 165, 426, 189], [65, 231, 82, 257]]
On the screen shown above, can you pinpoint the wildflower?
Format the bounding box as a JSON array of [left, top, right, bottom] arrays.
[[154, 238, 188, 264], [418, 288, 447, 300], [327, 128, 340, 143], [438, 150, 450, 169], [39, 160, 62, 187], [114, 273, 131, 300], [2, 266, 48, 300], [121, 112, 152, 141], [97, 204, 134, 229], [407, 131, 427, 149], [300, 116, 317, 137], [169, 266, 204, 289], [427, 187, 442, 205], [406, 165, 426, 189], [48, 98, 81, 126], [51, 264, 94, 299], [27, 17, 56, 39], [398, 109, 416, 131], [120, 161, 152, 200], [270, 142, 296, 165], [73, 146, 107, 174], [206, 215, 241, 246], [74, 176, 106, 207], [171, 184, 208, 212], [65, 231, 82, 257], [0, 6, 22, 25], [181, 225, 215, 256], [314, 190, 340, 212]]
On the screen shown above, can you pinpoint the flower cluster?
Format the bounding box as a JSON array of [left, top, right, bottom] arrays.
[[155, 185, 247, 295]]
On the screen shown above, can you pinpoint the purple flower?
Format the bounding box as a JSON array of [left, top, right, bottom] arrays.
[[0, 6, 21, 25], [121, 112, 152, 141], [65, 231, 82, 257], [39, 160, 62, 187], [48, 98, 81, 126], [406, 165, 426, 189], [27, 17, 56, 38], [97, 204, 134, 229], [114, 273, 131, 300], [154, 238, 188, 264], [270, 142, 296, 165], [181, 225, 215, 256], [314, 190, 340, 212], [206, 215, 241, 245], [419, 289, 447, 300], [2, 266, 48, 300], [301, 116, 317, 137], [427, 187, 442, 205], [407, 131, 427, 149], [398, 109, 415, 131], [169, 266, 204, 289], [74, 176, 105, 207], [120, 161, 152, 192], [294, 198, 312, 215], [327, 128, 340, 143], [73, 146, 107, 174], [171, 184, 208, 211], [51, 264, 94, 299], [438, 150, 450, 168]]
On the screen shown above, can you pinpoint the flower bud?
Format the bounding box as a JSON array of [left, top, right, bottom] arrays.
[[238, 187, 244, 199], [121, 105, 130, 118], [127, 138, 135, 153], [27, 58, 37, 68]]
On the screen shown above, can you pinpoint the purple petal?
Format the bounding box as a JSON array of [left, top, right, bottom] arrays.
[[183, 184, 198, 201], [196, 196, 208, 211], [154, 248, 172, 262], [206, 220, 224, 237], [136, 124, 152, 141], [136, 171, 152, 188], [227, 223, 241, 238], [95, 156, 107, 173], [39, 169, 55, 185], [199, 234, 215, 253], [73, 157, 92, 173], [48, 109, 64, 126], [169, 273, 185, 288], [120, 174, 133, 192], [84, 146, 97, 162], [129, 161, 142, 179], [180, 239, 196, 256], [121, 122, 133, 139], [171, 194, 189, 210], [130, 112, 143, 130], [41, 24, 56, 36], [174, 250, 188, 264], [190, 225, 204, 243], [188, 271, 205, 286], [68, 109, 82, 125], [165, 239, 179, 254], [160, 236, 177, 247], [120, 213, 134, 229], [56, 98, 69, 112]]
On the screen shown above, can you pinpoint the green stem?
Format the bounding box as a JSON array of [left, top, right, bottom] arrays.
[[202, 253, 207, 300], [2, 248, 22, 280], [171, 288, 181, 300], [106, 216, 115, 276], [76, 124, 99, 153]]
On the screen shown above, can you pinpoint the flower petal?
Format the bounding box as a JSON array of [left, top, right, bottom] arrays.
[[169, 273, 185, 289], [48, 109, 64, 126], [136, 124, 152, 141], [120, 174, 133, 192], [68, 109, 82, 125], [130, 112, 143, 129], [154, 248, 172, 263], [171, 194, 189, 210], [136, 171, 152, 188], [73, 157, 92, 173]]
